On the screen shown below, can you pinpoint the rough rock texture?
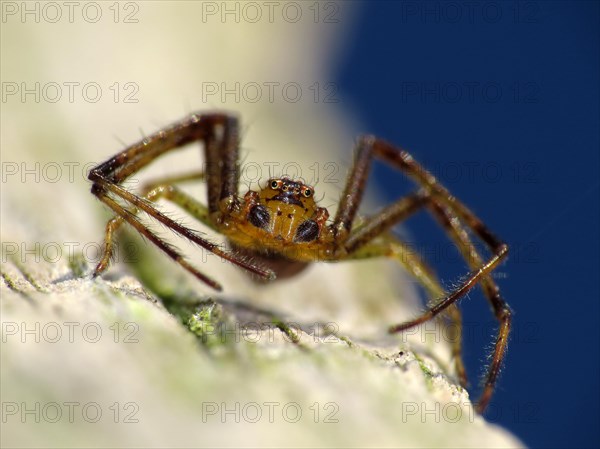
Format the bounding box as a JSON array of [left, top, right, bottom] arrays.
[[1, 231, 523, 448]]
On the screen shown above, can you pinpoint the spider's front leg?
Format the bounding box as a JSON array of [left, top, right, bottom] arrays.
[[333, 136, 511, 413], [92, 171, 211, 278], [88, 113, 274, 290]]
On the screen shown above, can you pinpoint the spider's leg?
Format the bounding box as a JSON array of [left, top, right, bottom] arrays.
[[332, 136, 374, 240], [332, 158, 469, 387], [343, 190, 429, 253], [374, 137, 510, 413], [333, 135, 511, 412], [426, 200, 511, 412], [90, 113, 237, 213], [387, 246, 506, 329], [89, 113, 275, 287], [92, 114, 218, 185], [93, 189, 222, 290], [94, 171, 211, 277], [340, 188, 466, 386], [347, 233, 467, 387], [205, 114, 240, 214], [91, 175, 274, 284]]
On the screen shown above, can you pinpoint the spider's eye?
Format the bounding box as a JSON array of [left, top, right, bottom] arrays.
[[270, 180, 279, 189], [302, 187, 313, 198]]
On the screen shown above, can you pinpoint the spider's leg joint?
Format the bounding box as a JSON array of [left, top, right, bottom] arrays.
[[332, 222, 349, 241], [90, 182, 105, 196], [358, 134, 377, 146], [219, 195, 241, 215]]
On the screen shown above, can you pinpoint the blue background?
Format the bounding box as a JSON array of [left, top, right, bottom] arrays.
[[335, 2, 599, 448]]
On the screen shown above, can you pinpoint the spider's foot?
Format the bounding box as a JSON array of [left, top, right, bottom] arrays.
[[91, 260, 109, 278]]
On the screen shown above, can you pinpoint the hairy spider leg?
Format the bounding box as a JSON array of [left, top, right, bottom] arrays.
[[348, 232, 467, 389], [427, 200, 511, 412], [94, 171, 214, 276], [89, 113, 275, 289], [92, 191, 223, 289], [335, 187, 467, 386], [374, 137, 511, 413], [331, 156, 470, 387], [330, 135, 511, 412]]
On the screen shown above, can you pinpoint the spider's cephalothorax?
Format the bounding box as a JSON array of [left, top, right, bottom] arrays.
[[220, 176, 334, 280], [223, 177, 332, 260], [89, 112, 512, 413]]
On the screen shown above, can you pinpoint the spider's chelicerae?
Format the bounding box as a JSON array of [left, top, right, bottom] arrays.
[[89, 112, 511, 413]]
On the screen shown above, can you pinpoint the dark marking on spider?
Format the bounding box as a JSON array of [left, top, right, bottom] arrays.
[[88, 112, 511, 413], [248, 205, 270, 229]]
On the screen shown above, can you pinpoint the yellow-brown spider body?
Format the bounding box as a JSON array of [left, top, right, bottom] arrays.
[[222, 177, 334, 263]]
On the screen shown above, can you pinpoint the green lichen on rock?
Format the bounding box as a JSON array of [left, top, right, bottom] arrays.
[[186, 300, 234, 348], [67, 250, 88, 279]]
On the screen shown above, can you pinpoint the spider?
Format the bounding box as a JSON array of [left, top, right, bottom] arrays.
[[88, 112, 511, 413]]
